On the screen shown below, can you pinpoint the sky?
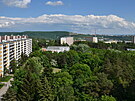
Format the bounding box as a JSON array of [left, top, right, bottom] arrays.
[[0, 0, 135, 34]]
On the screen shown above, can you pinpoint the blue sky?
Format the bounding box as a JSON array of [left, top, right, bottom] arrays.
[[0, 0, 135, 34]]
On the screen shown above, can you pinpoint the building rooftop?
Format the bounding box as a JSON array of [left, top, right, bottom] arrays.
[[0, 38, 31, 44], [47, 46, 69, 49]]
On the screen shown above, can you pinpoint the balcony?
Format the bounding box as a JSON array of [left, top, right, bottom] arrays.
[[4, 62, 8, 65], [0, 66, 2, 68], [3, 47, 6, 50], [3, 51, 7, 53], [4, 59, 7, 62]]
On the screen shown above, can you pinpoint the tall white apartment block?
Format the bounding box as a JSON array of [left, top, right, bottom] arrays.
[[0, 35, 32, 77], [60, 37, 74, 46], [85, 37, 98, 43]]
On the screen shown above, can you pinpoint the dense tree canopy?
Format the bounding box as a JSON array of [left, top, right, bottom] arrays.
[[2, 40, 135, 101]]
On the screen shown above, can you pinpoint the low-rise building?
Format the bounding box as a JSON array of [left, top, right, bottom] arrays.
[[125, 41, 132, 43], [127, 48, 135, 51], [44, 46, 70, 53], [104, 40, 118, 44]]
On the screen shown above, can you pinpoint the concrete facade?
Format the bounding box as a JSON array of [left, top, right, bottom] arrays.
[[132, 36, 135, 44], [0, 35, 32, 77], [60, 37, 74, 46], [85, 37, 98, 43]]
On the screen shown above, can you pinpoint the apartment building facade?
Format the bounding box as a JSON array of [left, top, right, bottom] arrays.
[[132, 36, 135, 44], [85, 37, 98, 43], [0, 35, 32, 77], [60, 37, 74, 46]]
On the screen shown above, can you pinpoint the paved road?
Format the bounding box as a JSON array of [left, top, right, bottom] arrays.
[[0, 78, 13, 100]]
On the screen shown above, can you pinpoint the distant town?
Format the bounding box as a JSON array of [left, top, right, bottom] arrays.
[[0, 33, 135, 101], [0, 33, 135, 77]]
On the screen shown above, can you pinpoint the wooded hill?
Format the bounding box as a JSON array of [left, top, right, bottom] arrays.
[[0, 31, 133, 41], [0, 31, 70, 40]]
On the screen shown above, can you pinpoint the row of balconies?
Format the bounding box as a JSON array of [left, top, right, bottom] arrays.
[[3, 51, 6, 55], [10, 50, 14, 53]]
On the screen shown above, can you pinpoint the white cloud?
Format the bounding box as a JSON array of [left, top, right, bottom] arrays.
[[0, 22, 15, 28], [46, 1, 64, 6], [2, 0, 31, 8], [0, 14, 135, 34]]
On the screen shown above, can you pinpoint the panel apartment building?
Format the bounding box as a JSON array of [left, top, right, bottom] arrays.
[[85, 37, 98, 43], [60, 37, 74, 46], [0, 35, 32, 77]]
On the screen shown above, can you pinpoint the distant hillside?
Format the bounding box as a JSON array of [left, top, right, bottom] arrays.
[[0, 31, 71, 40], [71, 34, 132, 41], [0, 31, 133, 41]]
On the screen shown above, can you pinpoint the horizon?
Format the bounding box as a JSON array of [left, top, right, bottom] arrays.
[[0, 31, 135, 36], [0, 0, 135, 34]]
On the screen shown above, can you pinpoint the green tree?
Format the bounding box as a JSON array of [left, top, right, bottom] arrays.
[[53, 72, 75, 101], [65, 50, 80, 67], [38, 76, 54, 101], [40, 55, 50, 67], [17, 72, 40, 101], [18, 53, 28, 66], [71, 44, 90, 52], [69, 63, 92, 100], [12, 57, 43, 101], [57, 52, 68, 68], [80, 53, 102, 71], [10, 59, 17, 74], [32, 39, 40, 51], [83, 73, 113, 97], [100, 95, 116, 101]]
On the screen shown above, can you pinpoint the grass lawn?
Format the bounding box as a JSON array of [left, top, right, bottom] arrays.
[[0, 84, 4, 89], [0, 76, 12, 82]]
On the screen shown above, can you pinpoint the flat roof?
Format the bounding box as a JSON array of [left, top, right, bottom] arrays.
[[0, 38, 31, 44]]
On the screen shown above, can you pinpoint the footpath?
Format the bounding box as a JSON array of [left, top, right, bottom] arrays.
[[0, 77, 13, 100]]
